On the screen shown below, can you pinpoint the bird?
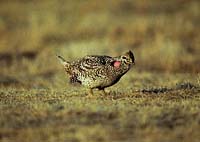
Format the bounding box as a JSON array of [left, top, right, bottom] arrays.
[[57, 50, 135, 97]]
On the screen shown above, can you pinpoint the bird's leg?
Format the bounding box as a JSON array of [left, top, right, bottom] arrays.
[[86, 88, 93, 98], [100, 88, 107, 96]]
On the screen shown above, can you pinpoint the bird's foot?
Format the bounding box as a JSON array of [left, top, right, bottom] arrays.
[[86, 94, 93, 98]]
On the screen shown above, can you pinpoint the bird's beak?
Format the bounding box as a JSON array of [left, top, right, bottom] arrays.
[[129, 62, 135, 68]]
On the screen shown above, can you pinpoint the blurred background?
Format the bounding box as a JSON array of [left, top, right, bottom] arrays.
[[0, 0, 199, 88]]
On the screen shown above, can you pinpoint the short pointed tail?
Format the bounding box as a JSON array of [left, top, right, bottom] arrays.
[[56, 55, 69, 66]]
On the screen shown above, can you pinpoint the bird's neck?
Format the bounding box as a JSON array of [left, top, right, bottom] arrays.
[[115, 64, 130, 75]]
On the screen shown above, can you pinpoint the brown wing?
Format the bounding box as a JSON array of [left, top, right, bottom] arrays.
[[80, 55, 114, 70]]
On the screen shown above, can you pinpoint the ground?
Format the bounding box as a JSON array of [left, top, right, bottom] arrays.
[[0, 72, 200, 142], [0, 0, 200, 142]]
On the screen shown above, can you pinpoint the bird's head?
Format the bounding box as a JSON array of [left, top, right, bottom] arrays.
[[113, 50, 135, 68], [120, 50, 135, 65]]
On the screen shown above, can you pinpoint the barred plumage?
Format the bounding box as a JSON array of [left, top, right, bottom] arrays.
[[57, 51, 135, 96]]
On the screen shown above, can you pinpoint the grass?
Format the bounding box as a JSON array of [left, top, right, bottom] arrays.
[[0, 0, 200, 141], [0, 72, 200, 142]]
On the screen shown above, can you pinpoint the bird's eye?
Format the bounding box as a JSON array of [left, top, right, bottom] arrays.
[[122, 56, 127, 59]]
